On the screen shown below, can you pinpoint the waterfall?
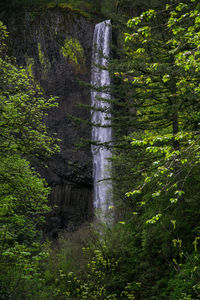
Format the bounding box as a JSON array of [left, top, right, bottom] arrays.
[[91, 20, 112, 222]]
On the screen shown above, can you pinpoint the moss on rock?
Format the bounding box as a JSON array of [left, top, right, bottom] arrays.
[[38, 42, 51, 79], [61, 37, 86, 73], [26, 57, 35, 78]]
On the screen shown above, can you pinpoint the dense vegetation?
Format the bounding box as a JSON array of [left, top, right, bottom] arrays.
[[0, 21, 59, 299], [0, 0, 200, 299]]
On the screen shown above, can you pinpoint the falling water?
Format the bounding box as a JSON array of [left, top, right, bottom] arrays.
[[91, 20, 112, 221]]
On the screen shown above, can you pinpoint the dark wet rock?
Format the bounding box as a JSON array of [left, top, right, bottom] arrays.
[[5, 8, 94, 233]]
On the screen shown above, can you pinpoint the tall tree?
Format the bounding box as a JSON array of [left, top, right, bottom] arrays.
[[89, 1, 200, 297]]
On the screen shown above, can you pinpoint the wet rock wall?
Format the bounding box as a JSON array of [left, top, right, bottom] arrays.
[[5, 7, 94, 234]]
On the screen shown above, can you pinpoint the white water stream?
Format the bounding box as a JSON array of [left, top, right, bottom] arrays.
[[91, 20, 112, 221]]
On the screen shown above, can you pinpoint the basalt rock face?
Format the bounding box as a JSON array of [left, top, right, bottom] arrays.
[[6, 8, 94, 235]]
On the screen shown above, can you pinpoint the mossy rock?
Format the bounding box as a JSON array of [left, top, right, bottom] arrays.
[[61, 37, 86, 74]]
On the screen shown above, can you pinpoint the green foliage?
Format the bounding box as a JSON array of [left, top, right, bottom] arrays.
[[168, 251, 200, 299], [0, 54, 59, 157], [64, 249, 119, 299], [41, 224, 142, 299], [109, 1, 200, 298], [121, 0, 200, 218], [0, 22, 59, 299]]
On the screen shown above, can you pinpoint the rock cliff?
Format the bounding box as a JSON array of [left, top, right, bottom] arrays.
[[5, 7, 94, 236]]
